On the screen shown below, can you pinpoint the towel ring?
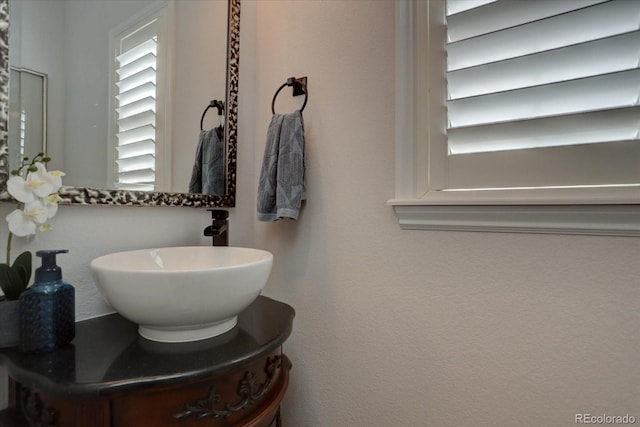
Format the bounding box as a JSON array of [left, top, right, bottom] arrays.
[[271, 76, 308, 115], [200, 100, 225, 131]]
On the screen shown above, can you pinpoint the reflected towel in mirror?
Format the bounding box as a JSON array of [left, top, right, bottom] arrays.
[[189, 128, 225, 195]]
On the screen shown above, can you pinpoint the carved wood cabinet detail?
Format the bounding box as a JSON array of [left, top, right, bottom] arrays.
[[8, 349, 291, 427]]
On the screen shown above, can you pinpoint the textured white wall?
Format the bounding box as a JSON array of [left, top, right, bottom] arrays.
[[246, 1, 640, 426]]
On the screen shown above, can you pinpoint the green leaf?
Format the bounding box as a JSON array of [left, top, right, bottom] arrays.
[[0, 264, 24, 300], [12, 251, 32, 286], [13, 264, 29, 291], [0, 252, 32, 300]]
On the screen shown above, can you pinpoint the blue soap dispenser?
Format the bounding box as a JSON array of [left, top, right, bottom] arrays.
[[20, 249, 75, 353]]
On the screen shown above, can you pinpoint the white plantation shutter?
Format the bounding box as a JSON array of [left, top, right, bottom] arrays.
[[391, 0, 640, 235], [114, 20, 159, 191], [443, 0, 640, 191]]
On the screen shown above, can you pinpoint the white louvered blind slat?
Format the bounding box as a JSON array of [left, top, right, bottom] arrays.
[[114, 22, 159, 191], [444, 0, 640, 190]]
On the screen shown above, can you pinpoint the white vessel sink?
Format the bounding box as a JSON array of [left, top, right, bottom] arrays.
[[90, 246, 273, 343]]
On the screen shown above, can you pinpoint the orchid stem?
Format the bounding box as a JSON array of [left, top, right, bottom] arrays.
[[6, 232, 13, 265]]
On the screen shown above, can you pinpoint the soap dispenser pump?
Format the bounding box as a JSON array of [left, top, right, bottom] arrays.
[[20, 250, 75, 354]]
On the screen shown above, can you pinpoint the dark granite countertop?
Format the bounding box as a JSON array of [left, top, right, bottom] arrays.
[[0, 296, 294, 398]]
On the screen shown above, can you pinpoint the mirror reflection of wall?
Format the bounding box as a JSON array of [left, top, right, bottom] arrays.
[[8, 0, 227, 193], [8, 67, 46, 170]]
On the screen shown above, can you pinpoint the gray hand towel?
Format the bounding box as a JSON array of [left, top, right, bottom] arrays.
[[188, 127, 225, 195], [257, 110, 306, 221]]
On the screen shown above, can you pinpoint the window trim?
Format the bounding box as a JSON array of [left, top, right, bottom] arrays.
[[388, 0, 640, 236]]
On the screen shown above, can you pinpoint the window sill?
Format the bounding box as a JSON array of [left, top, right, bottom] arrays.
[[388, 200, 640, 236]]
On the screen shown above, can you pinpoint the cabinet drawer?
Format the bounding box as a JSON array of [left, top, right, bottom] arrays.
[[112, 349, 289, 427]]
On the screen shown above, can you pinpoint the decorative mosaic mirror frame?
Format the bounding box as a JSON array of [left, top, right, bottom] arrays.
[[0, 0, 239, 207]]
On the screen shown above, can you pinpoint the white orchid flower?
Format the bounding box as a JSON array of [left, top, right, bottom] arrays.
[[4, 156, 65, 283], [34, 162, 65, 193], [24, 199, 49, 224], [6, 175, 36, 203], [44, 194, 61, 219], [38, 223, 54, 232], [48, 193, 62, 205], [48, 170, 66, 191], [6, 209, 37, 237], [7, 199, 51, 236], [25, 163, 55, 198]]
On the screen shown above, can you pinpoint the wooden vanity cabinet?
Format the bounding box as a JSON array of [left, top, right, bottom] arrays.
[[0, 297, 295, 427]]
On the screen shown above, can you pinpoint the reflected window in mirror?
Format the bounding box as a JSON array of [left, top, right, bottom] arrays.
[[110, 5, 173, 192]]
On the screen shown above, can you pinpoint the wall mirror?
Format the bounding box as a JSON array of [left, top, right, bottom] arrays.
[[0, 0, 239, 207]]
